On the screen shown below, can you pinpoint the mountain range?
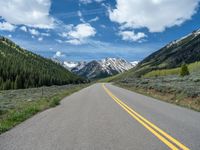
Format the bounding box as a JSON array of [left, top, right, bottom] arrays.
[[61, 58, 138, 79]]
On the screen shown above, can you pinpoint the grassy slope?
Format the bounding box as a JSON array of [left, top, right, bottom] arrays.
[[144, 61, 200, 78], [0, 84, 90, 134]]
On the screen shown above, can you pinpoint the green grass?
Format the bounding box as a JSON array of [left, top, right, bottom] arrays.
[[143, 61, 200, 78], [99, 68, 136, 83], [0, 84, 90, 134]]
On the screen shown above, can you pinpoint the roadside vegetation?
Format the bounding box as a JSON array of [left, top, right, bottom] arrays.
[[102, 61, 200, 111], [0, 84, 89, 134], [115, 74, 200, 111], [143, 61, 200, 78]]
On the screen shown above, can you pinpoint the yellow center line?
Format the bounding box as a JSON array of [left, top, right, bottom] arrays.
[[102, 83, 190, 150]]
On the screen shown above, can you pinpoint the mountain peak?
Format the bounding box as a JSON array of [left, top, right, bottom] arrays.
[[61, 57, 137, 79]]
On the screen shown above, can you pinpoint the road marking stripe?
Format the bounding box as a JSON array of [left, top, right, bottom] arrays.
[[102, 84, 190, 150], [111, 91, 189, 150]]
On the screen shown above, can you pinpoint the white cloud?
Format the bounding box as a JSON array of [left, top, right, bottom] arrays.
[[38, 37, 43, 41], [60, 23, 96, 45], [77, 11, 85, 23], [8, 34, 12, 38], [41, 33, 50, 36], [0, 0, 54, 29], [65, 39, 82, 45], [119, 31, 147, 42], [89, 16, 99, 22], [100, 24, 106, 28], [77, 11, 82, 17], [80, 0, 104, 4], [53, 51, 65, 58], [109, 0, 200, 32], [68, 23, 96, 39], [29, 29, 40, 36], [20, 26, 27, 32], [55, 39, 63, 44], [0, 21, 16, 31]]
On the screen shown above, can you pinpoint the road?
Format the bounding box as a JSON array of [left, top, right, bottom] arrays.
[[0, 83, 200, 150]]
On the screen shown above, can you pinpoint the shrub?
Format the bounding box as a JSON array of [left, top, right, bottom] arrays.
[[49, 97, 60, 107], [180, 64, 190, 77]]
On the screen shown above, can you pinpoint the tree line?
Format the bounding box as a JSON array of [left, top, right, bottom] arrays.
[[0, 37, 85, 90]]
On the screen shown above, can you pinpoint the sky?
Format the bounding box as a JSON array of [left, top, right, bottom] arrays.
[[0, 0, 200, 62]]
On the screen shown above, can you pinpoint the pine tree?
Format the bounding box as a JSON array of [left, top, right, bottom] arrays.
[[180, 64, 190, 77], [14, 75, 23, 89], [3, 80, 11, 90], [0, 77, 3, 90]]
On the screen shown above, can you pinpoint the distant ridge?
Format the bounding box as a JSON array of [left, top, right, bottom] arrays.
[[61, 58, 138, 79]]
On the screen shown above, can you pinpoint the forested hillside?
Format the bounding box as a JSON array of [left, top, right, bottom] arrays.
[[134, 29, 200, 77], [0, 36, 85, 90]]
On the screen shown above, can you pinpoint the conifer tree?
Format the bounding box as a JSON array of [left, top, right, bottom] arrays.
[[180, 64, 190, 76]]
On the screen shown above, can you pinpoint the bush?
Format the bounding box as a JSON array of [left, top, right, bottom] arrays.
[[180, 64, 190, 77], [49, 97, 60, 107]]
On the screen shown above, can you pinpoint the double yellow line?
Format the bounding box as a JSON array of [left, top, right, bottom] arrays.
[[102, 84, 190, 150]]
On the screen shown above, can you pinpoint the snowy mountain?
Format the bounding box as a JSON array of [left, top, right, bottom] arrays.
[[67, 58, 136, 79], [130, 61, 139, 67], [63, 61, 87, 71]]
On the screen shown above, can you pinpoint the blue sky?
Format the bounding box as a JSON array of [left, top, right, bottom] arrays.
[[0, 0, 200, 62]]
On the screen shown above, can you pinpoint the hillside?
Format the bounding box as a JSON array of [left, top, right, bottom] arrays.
[[109, 29, 200, 80], [0, 37, 85, 90]]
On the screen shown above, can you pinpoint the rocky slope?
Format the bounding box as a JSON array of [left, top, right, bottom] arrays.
[[64, 58, 137, 79]]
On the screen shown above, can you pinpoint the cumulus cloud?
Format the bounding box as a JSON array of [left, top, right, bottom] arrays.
[[109, 0, 200, 32], [29, 29, 40, 36], [119, 31, 147, 42], [53, 51, 65, 58], [0, 0, 54, 29], [60, 23, 96, 45], [20, 26, 28, 32], [38, 37, 43, 41], [0, 21, 16, 31]]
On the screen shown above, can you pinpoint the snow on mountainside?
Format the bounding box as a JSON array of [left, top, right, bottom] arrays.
[[63, 61, 87, 71], [130, 61, 139, 67], [63, 61, 78, 69], [99, 58, 134, 74], [166, 28, 200, 48], [62, 58, 137, 79]]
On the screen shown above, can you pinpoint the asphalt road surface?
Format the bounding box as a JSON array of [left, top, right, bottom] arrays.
[[0, 83, 200, 150]]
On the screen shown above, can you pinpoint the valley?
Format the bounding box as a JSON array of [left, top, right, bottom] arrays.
[[0, 1, 200, 149]]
